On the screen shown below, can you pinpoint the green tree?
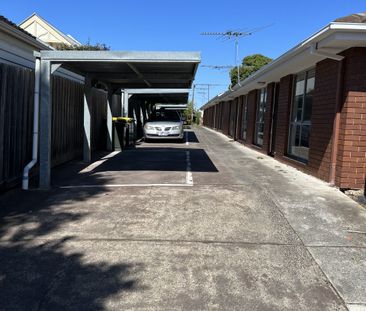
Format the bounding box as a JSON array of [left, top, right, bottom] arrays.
[[194, 110, 202, 125], [230, 54, 272, 86], [183, 101, 194, 125], [54, 40, 110, 51]]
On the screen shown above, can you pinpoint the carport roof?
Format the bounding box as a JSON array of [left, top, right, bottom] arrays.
[[40, 50, 201, 89]]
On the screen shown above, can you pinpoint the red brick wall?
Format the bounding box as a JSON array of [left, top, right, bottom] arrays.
[[229, 99, 238, 138], [308, 59, 339, 181], [235, 96, 243, 140], [273, 75, 293, 157], [203, 48, 366, 190], [246, 90, 257, 145], [222, 101, 230, 135], [263, 83, 275, 154], [336, 48, 366, 189]]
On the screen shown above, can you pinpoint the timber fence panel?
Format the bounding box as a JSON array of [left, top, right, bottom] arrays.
[[0, 64, 34, 190], [0, 62, 109, 191]]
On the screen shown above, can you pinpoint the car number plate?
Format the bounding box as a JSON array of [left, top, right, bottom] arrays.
[[159, 132, 168, 136]]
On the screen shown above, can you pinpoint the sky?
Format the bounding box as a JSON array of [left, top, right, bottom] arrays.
[[1, 0, 365, 108]]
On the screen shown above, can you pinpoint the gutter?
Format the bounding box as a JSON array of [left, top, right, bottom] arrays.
[[22, 52, 40, 190]]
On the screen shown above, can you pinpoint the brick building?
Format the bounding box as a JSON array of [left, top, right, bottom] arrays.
[[201, 13, 366, 190]]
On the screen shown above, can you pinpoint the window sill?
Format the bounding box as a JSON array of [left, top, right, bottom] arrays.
[[252, 144, 263, 150], [283, 155, 308, 166]]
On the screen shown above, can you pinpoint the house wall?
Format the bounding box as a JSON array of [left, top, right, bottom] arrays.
[[263, 83, 275, 154], [273, 75, 293, 158], [336, 47, 366, 189], [308, 58, 339, 181], [246, 90, 257, 146], [202, 47, 366, 190], [235, 96, 243, 140]]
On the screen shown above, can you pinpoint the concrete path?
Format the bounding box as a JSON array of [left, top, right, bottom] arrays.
[[0, 126, 365, 310]]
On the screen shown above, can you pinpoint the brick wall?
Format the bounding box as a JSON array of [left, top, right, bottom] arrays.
[[235, 96, 243, 140], [308, 58, 339, 181], [273, 75, 293, 157], [222, 101, 230, 135], [202, 47, 366, 190], [246, 90, 257, 145], [336, 48, 366, 189], [263, 83, 275, 154], [229, 99, 237, 138]]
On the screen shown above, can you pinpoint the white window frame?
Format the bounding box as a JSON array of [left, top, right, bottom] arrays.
[[254, 87, 267, 146], [287, 68, 315, 162]]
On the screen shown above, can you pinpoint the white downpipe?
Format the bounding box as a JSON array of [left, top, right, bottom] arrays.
[[22, 56, 40, 190]]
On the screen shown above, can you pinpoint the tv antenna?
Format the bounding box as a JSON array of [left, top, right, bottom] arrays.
[[201, 25, 273, 86], [201, 65, 235, 70]]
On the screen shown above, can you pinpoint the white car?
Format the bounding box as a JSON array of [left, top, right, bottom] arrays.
[[144, 110, 184, 142]]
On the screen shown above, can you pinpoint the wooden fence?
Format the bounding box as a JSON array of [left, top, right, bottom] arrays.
[[0, 63, 108, 191]]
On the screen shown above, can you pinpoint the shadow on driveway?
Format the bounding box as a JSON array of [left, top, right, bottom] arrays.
[[0, 172, 146, 310]]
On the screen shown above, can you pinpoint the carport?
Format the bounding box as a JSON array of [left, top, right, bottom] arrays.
[[37, 50, 200, 188]]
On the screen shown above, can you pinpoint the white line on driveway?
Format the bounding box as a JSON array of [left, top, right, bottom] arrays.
[[185, 150, 193, 185], [185, 130, 193, 186], [60, 183, 193, 189]]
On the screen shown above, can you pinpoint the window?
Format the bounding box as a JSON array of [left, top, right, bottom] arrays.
[[254, 88, 267, 146], [288, 69, 315, 162], [241, 96, 248, 140]]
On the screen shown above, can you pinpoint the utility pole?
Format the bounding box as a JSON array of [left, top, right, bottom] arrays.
[[194, 83, 226, 102]]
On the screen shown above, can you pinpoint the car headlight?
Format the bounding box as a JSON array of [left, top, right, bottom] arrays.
[[144, 125, 154, 130], [172, 125, 181, 130]]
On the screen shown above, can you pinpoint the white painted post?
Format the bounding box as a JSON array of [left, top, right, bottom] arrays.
[[83, 76, 92, 163], [39, 59, 52, 189], [123, 90, 129, 117], [106, 87, 113, 151]]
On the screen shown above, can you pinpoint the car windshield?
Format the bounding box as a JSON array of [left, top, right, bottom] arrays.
[[148, 110, 181, 122]]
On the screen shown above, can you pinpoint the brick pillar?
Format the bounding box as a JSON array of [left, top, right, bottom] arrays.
[[235, 96, 243, 140], [273, 75, 293, 157], [263, 83, 275, 153], [246, 90, 257, 145], [336, 48, 366, 189], [222, 101, 230, 135], [308, 58, 339, 181]]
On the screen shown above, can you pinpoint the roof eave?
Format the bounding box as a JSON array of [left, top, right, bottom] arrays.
[[202, 22, 366, 109], [0, 19, 50, 50]]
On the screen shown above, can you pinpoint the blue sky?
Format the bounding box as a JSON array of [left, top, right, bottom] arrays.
[[1, 0, 365, 108]]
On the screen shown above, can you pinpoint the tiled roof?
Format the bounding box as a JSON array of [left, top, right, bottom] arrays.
[[334, 12, 366, 23], [0, 15, 37, 39]]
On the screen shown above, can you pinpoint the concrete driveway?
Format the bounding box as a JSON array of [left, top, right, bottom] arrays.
[[0, 126, 365, 310]]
